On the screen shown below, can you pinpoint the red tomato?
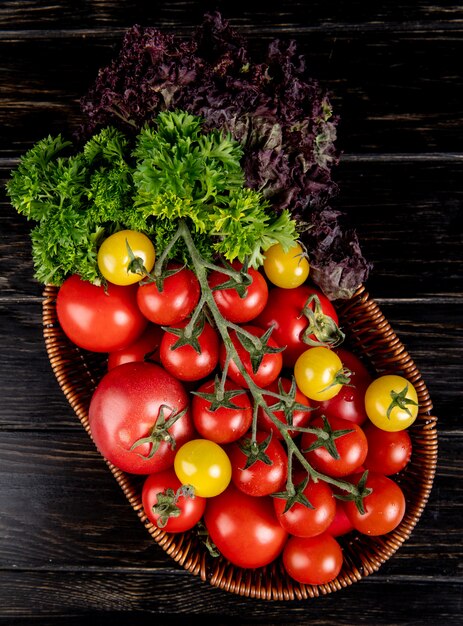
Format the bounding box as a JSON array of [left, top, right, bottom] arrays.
[[257, 377, 313, 439], [192, 379, 252, 444], [107, 324, 163, 370], [273, 476, 336, 537], [255, 285, 342, 367], [137, 263, 200, 326], [88, 362, 194, 474], [221, 325, 283, 388], [282, 533, 343, 585], [363, 423, 412, 475], [326, 499, 355, 537], [301, 416, 368, 478], [312, 348, 373, 426], [141, 469, 206, 533], [160, 320, 219, 382], [344, 472, 406, 536], [227, 430, 287, 497], [56, 275, 148, 352], [208, 261, 268, 323], [204, 482, 288, 569]]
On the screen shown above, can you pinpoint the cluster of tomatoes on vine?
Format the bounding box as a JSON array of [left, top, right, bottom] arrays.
[[54, 227, 419, 586]]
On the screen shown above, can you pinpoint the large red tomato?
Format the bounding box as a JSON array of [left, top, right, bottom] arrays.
[[56, 275, 148, 352], [88, 362, 194, 474], [204, 482, 288, 569]]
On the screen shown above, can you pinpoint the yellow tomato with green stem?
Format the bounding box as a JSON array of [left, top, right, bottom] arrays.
[[174, 439, 232, 498], [263, 242, 310, 289], [294, 346, 351, 401], [98, 229, 155, 285], [365, 374, 419, 431]]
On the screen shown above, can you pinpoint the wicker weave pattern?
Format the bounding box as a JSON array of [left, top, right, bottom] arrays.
[[42, 284, 437, 600]]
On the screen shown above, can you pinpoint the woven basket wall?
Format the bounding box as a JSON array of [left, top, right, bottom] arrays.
[[42, 284, 438, 600]]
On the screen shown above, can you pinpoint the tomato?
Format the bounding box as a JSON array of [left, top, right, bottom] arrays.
[[56, 275, 148, 353], [326, 499, 355, 537], [208, 261, 268, 323], [88, 362, 194, 474], [255, 285, 343, 367], [301, 415, 368, 478], [160, 319, 219, 382], [263, 242, 310, 289], [137, 263, 200, 326], [344, 472, 406, 536], [363, 423, 412, 475], [312, 348, 373, 426], [221, 325, 283, 388], [174, 439, 232, 497], [192, 379, 252, 444], [257, 377, 313, 439], [273, 476, 336, 537], [282, 533, 343, 585], [204, 482, 288, 569], [227, 430, 287, 497], [107, 324, 163, 370], [97, 229, 155, 286], [365, 374, 419, 431], [294, 347, 349, 401], [141, 469, 206, 533]]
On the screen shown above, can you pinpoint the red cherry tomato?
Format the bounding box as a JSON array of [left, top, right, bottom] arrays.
[[282, 533, 343, 585], [160, 320, 219, 382], [257, 377, 313, 439], [141, 469, 206, 533], [192, 379, 252, 444], [363, 423, 412, 475], [344, 472, 406, 536], [137, 263, 200, 326], [107, 324, 163, 370], [255, 285, 342, 367], [88, 362, 194, 474], [221, 325, 283, 388], [301, 415, 368, 478], [204, 482, 288, 569], [208, 261, 268, 323], [56, 275, 147, 352], [227, 430, 287, 497]]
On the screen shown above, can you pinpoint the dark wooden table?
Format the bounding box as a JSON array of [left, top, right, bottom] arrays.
[[1, 2, 462, 624]]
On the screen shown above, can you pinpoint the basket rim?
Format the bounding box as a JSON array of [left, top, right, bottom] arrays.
[[41, 283, 438, 601]]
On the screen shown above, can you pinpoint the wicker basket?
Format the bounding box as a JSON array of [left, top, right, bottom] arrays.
[[42, 284, 437, 600]]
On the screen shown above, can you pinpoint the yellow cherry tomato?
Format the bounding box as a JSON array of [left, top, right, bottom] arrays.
[[365, 374, 419, 432], [174, 439, 232, 498], [97, 230, 155, 286], [294, 346, 348, 401], [263, 242, 310, 289]]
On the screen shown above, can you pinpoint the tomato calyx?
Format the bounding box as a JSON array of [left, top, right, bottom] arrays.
[[192, 376, 247, 411], [238, 432, 274, 469], [301, 295, 345, 348], [162, 314, 206, 354], [387, 384, 419, 420], [264, 377, 314, 426], [235, 325, 285, 374], [335, 470, 372, 515], [319, 366, 353, 394], [302, 415, 354, 461], [126, 238, 149, 278], [210, 259, 252, 299], [130, 404, 189, 458], [272, 475, 315, 513], [153, 484, 196, 528], [140, 262, 185, 291]]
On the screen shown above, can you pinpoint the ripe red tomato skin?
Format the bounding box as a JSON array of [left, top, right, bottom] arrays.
[[108, 324, 163, 370], [255, 285, 340, 367], [301, 415, 368, 478], [326, 499, 355, 537], [204, 482, 288, 569], [208, 261, 268, 323], [282, 533, 343, 585], [160, 321, 219, 382], [56, 275, 148, 353], [312, 348, 373, 426], [227, 430, 288, 497], [221, 325, 283, 388], [273, 478, 336, 537], [88, 362, 194, 474], [192, 379, 252, 444], [137, 263, 200, 326], [141, 469, 206, 533], [344, 472, 406, 536], [257, 377, 312, 439], [363, 423, 412, 475]]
